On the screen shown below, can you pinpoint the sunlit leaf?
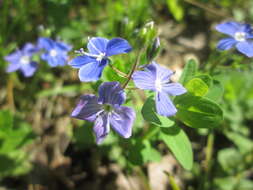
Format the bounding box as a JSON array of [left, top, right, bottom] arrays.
[[160, 125, 193, 170]]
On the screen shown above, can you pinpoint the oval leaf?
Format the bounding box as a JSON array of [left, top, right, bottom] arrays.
[[186, 78, 209, 97], [179, 59, 198, 85], [205, 79, 224, 101], [160, 125, 193, 170], [175, 94, 223, 129]]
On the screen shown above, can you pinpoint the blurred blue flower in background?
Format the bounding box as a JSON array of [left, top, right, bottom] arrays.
[[216, 21, 253, 57], [5, 43, 39, 77], [71, 82, 135, 144], [132, 62, 186, 117], [38, 37, 72, 67], [69, 37, 132, 82]]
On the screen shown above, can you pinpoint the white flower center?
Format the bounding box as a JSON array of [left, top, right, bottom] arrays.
[[155, 78, 163, 92], [49, 49, 57, 57], [20, 56, 30, 65], [96, 53, 106, 61], [234, 32, 246, 42], [75, 47, 106, 62]]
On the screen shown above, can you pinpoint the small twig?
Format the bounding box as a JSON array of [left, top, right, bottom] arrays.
[[122, 48, 144, 89], [7, 76, 15, 112], [108, 63, 128, 78], [184, 0, 229, 17], [125, 87, 138, 90], [164, 171, 181, 190], [204, 132, 214, 172]]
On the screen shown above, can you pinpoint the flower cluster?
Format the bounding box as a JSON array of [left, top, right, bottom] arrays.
[[5, 37, 72, 77], [8, 19, 248, 144], [69, 37, 187, 144]]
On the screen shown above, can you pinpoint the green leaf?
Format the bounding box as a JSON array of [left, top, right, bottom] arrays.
[[175, 94, 223, 129], [72, 122, 95, 150], [166, 0, 184, 21], [217, 148, 243, 174], [214, 177, 253, 190], [0, 110, 35, 178], [128, 139, 161, 165], [205, 79, 224, 101], [179, 59, 198, 85], [160, 125, 193, 170], [194, 74, 213, 88], [225, 132, 253, 154], [142, 140, 161, 163], [141, 97, 175, 127], [185, 78, 209, 96], [0, 110, 13, 132]]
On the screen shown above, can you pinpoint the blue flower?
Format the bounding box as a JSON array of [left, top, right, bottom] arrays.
[[132, 62, 186, 117], [216, 21, 253, 57], [69, 37, 132, 82], [38, 37, 72, 67], [71, 82, 136, 144], [5, 43, 39, 77]]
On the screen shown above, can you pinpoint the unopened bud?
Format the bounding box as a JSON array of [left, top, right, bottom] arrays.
[[147, 37, 161, 61]]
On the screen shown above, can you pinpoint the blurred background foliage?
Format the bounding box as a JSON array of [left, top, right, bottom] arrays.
[[0, 0, 253, 189]]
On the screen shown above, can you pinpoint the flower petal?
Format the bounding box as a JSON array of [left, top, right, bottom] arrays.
[[87, 37, 109, 54], [155, 92, 177, 117], [22, 43, 39, 55], [148, 62, 174, 82], [20, 61, 38, 77], [215, 22, 241, 36], [78, 60, 107, 82], [71, 95, 102, 122], [38, 37, 54, 50], [93, 113, 110, 144], [98, 82, 126, 106], [217, 38, 237, 50], [241, 24, 253, 34], [55, 41, 72, 51], [110, 106, 135, 138], [132, 62, 174, 91], [6, 62, 21, 73], [236, 41, 253, 57], [4, 50, 22, 63], [69, 55, 95, 68], [132, 70, 156, 91], [44, 54, 67, 67], [106, 38, 132, 56], [162, 83, 187, 96]]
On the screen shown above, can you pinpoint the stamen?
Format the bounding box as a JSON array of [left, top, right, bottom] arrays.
[[49, 49, 57, 57], [234, 32, 246, 42], [20, 56, 30, 65], [74, 48, 85, 54], [155, 78, 163, 92]]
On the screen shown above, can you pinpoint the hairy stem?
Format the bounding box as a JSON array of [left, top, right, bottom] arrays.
[[108, 63, 128, 78], [185, 0, 229, 17], [122, 49, 144, 89], [7, 76, 15, 112]]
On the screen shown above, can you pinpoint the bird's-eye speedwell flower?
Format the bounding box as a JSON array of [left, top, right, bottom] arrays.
[[5, 43, 39, 77], [71, 82, 135, 144], [69, 37, 132, 82], [38, 37, 72, 67], [215, 21, 253, 57], [132, 62, 186, 117]]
